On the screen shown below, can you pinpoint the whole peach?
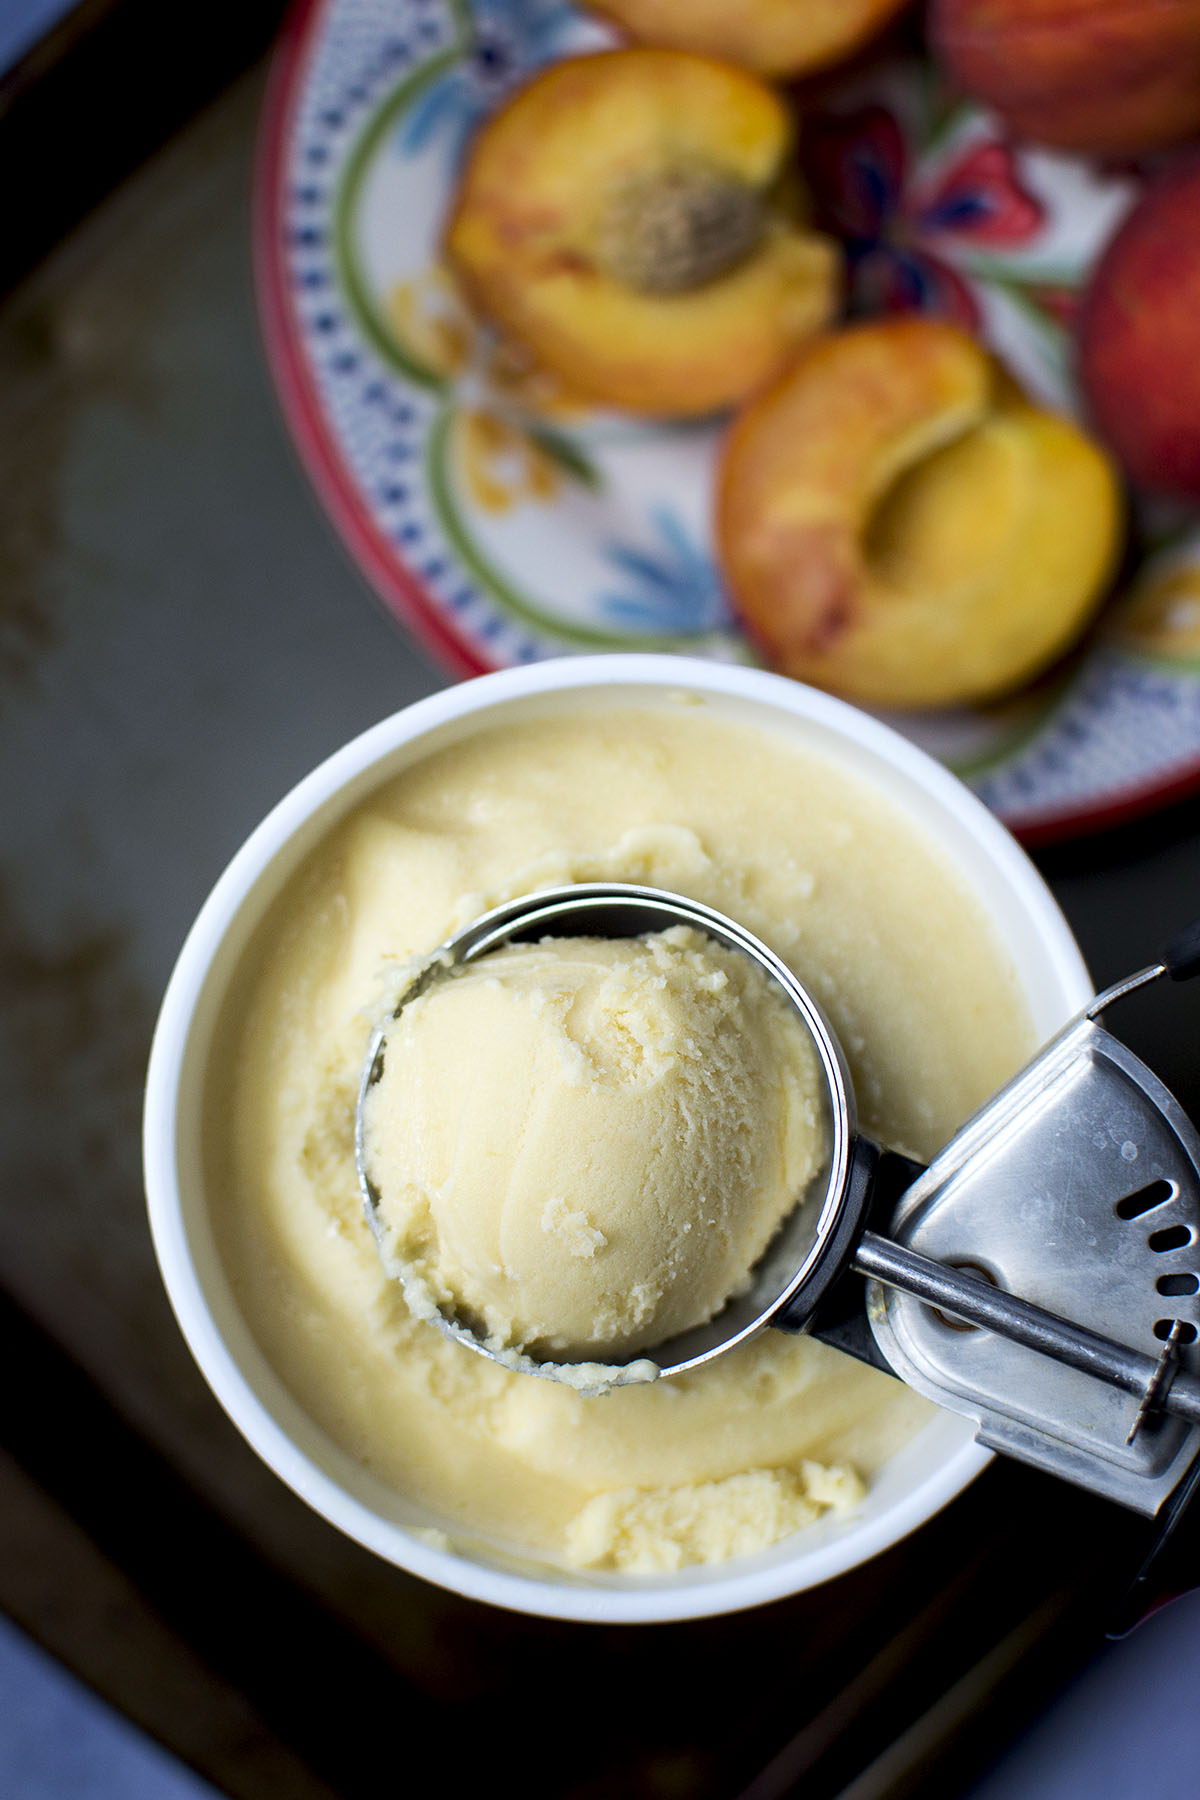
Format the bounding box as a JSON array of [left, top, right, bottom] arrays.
[[1078, 156, 1200, 500], [930, 0, 1200, 155]]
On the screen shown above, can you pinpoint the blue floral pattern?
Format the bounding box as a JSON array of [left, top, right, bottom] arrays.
[[398, 0, 579, 166], [597, 510, 733, 637]]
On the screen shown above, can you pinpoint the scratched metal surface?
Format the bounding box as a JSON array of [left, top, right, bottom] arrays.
[[0, 60, 436, 1483]]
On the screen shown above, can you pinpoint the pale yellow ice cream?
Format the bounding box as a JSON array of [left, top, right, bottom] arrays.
[[208, 697, 1035, 1575], [360, 927, 824, 1361]]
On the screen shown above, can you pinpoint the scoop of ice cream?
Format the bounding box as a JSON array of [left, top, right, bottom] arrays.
[[360, 926, 824, 1361]]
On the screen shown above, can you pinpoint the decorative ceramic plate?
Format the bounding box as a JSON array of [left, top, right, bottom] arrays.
[[257, 0, 1200, 843]]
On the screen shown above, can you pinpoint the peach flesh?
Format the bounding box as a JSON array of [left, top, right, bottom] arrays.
[[444, 49, 840, 418], [716, 319, 1122, 709], [584, 0, 913, 78]]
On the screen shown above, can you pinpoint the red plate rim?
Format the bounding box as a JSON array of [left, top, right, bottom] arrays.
[[254, 0, 489, 681]]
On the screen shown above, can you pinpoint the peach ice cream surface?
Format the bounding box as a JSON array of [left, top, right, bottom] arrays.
[[360, 928, 825, 1365], [209, 700, 1034, 1574]]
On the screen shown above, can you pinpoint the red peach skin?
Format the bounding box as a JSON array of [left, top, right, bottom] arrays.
[[1079, 155, 1200, 500], [931, 0, 1200, 155]]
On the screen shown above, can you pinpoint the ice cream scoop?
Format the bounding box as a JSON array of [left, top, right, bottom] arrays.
[[354, 884, 853, 1391], [358, 920, 826, 1368], [355, 885, 1200, 1449]]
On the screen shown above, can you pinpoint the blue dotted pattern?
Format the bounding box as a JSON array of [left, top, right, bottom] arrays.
[[973, 648, 1200, 825], [282, 0, 553, 666]]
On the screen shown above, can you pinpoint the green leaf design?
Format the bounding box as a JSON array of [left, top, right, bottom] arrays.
[[523, 423, 603, 490], [334, 50, 462, 392], [945, 672, 1075, 780], [426, 404, 719, 651]]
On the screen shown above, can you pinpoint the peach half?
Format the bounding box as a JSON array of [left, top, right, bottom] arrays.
[[583, 0, 912, 78], [716, 319, 1123, 710], [445, 49, 840, 418]]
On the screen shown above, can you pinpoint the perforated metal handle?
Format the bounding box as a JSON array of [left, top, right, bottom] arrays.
[[855, 1234, 1200, 1428]]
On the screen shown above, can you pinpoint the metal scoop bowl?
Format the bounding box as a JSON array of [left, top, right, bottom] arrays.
[[353, 882, 861, 1389]]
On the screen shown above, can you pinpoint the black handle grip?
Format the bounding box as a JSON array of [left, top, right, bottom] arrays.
[[1161, 918, 1200, 983], [1110, 1451, 1200, 1637], [804, 1148, 926, 1373]]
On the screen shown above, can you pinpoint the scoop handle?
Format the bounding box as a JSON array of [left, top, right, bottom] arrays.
[[1162, 918, 1200, 983], [1108, 922, 1200, 1631]]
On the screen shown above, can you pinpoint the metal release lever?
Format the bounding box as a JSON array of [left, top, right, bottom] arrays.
[[855, 1233, 1200, 1430]]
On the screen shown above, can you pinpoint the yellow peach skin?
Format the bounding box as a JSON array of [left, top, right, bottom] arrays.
[[445, 49, 840, 418], [716, 318, 1123, 709], [584, 0, 913, 78]]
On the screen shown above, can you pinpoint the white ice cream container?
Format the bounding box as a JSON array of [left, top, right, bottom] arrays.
[[142, 654, 1091, 1623]]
